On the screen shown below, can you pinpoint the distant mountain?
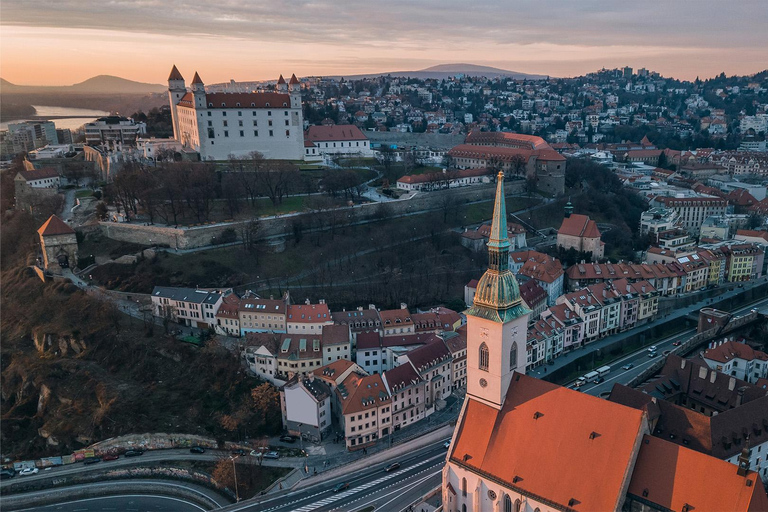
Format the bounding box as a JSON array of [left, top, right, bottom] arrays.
[[1, 75, 166, 95], [328, 63, 549, 81]]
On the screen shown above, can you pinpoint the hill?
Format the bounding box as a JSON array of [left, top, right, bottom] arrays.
[[0, 75, 166, 95], [329, 63, 548, 81]]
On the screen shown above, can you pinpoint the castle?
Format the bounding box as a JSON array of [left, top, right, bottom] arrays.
[[167, 65, 305, 161]]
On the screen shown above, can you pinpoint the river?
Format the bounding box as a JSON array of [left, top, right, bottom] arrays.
[[0, 105, 111, 131]]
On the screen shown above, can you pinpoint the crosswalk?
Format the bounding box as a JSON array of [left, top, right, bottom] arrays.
[[277, 457, 436, 512]]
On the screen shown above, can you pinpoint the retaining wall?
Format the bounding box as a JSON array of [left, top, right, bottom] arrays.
[[97, 181, 525, 250]]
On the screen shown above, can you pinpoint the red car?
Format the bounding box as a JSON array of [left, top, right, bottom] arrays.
[[672, 341, 681, 346], [102, 454, 119, 461]]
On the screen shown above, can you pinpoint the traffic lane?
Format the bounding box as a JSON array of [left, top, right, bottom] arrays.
[[14, 495, 207, 512], [230, 443, 449, 512], [325, 465, 443, 512]]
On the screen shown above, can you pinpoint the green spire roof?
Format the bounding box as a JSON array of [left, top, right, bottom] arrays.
[[487, 171, 510, 251]]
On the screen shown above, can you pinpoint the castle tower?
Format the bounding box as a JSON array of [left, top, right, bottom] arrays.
[[289, 74, 301, 110], [277, 74, 288, 93], [465, 171, 531, 409], [191, 72, 206, 108], [38, 215, 78, 274], [167, 65, 186, 142]]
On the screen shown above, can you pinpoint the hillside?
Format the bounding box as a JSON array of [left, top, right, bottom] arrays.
[[1, 75, 166, 95], [330, 63, 548, 80]]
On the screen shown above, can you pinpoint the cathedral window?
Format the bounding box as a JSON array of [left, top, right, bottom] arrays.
[[462, 478, 467, 497], [509, 343, 517, 371], [479, 343, 489, 371]]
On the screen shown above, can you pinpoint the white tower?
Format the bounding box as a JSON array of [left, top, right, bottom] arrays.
[[289, 74, 301, 110], [167, 65, 186, 142], [465, 172, 531, 409]]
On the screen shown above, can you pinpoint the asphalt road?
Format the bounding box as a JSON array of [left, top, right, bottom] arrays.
[[577, 294, 768, 397], [13, 495, 207, 512], [221, 440, 449, 512]]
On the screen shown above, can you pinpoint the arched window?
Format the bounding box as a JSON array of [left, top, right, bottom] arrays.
[[509, 342, 518, 371], [479, 343, 489, 371], [534, 508, 540, 512], [515, 499, 522, 512], [462, 477, 467, 497], [504, 495, 513, 512], [462, 505, 467, 512]]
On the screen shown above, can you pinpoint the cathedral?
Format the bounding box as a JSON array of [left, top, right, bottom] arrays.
[[167, 65, 305, 161], [442, 172, 768, 512]]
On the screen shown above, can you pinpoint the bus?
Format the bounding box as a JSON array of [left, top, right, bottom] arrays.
[[596, 365, 611, 377], [583, 371, 600, 383]]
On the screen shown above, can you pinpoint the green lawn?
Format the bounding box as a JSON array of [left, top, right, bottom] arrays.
[[76, 189, 94, 198], [255, 196, 307, 216]]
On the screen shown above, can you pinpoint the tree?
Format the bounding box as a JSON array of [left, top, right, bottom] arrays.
[[239, 219, 260, 253], [250, 383, 281, 434], [510, 154, 528, 177], [95, 202, 108, 220]]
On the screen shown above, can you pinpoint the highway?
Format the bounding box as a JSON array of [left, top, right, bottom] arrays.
[[221, 441, 448, 512], [577, 294, 768, 397]]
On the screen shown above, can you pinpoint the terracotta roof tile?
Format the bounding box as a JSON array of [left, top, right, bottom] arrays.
[[558, 214, 601, 239], [37, 215, 74, 236], [306, 124, 368, 142]]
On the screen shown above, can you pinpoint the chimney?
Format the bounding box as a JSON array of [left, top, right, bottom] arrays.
[[305, 298, 311, 305], [710, 370, 717, 384], [736, 439, 751, 477], [369, 304, 376, 310], [681, 359, 686, 369], [357, 306, 363, 312], [400, 302, 408, 310], [736, 387, 746, 407], [729, 378, 736, 391]]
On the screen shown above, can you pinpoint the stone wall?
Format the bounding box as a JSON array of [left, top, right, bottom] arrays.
[[99, 180, 526, 249]]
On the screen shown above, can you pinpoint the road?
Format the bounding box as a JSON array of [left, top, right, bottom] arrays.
[[11, 495, 207, 512], [220, 440, 448, 512], [576, 293, 768, 397]]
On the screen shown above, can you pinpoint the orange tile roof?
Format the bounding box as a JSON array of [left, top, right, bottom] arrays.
[[558, 214, 601, 239], [17, 167, 59, 181], [704, 340, 768, 364], [168, 65, 184, 81], [628, 435, 768, 512], [338, 372, 391, 415], [191, 72, 203, 85], [179, 92, 292, 109], [287, 304, 331, 323], [306, 124, 368, 142], [451, 373, 645, 511], [37, 215, 75, 236]]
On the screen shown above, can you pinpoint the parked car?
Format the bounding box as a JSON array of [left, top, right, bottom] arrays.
[[189, 446, 205, 454], [280, 435, 296, 443], [0, 469, 16, 480], [263, 451, 280, 459], [19, 467, 39, 476], [385, 462, 401, 472], [83, 457, 101, 465], [231, 449, 247, 456], [102, 454, 119, 461], [124, 450, 144, 457], [333, 482, 350, 492], [621, 363, 634, 370]]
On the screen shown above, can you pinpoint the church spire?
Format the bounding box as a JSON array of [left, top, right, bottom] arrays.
[[487, 171, 510, 271]]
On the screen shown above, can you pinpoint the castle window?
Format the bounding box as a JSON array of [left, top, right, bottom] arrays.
[[286, 130, 290, 137], [254, 130, 258, 137], [207, 111, 212, 116], [223, 121, 228, 127], [285, 120, 289, 126], [238, 120, 243, 127], [479, 343, 489, 371], [510, 342, 517, 371], [285, 111, 289, 116], [224, 131, 229, 137], [208, 103, 213, 108], [240, 130, 244, 137], [222, 111, 227, 116], [269, 130, 273, 137], [208, 121, 212, 127], [208, 129, 214, 139], [253, 120, 258, 126]]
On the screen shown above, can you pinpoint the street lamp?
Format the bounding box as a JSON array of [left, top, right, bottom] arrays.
[[230, 455, 240, 502]]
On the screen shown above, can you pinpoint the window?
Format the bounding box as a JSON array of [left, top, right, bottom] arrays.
[[238, 111, 242, 116], [268, 120, 273, 126], [254, 130, 259, 137], [268, 111, 272, 116], [224, 130, 229, 137], [515, 500, 522, 512], [479, 343, 489, 371], [462, 478, 467, 497], [285, 119, 290, 126], [207, 111, 212, 116], [286, 130, 290, 137], [269, 130, 273, 137]]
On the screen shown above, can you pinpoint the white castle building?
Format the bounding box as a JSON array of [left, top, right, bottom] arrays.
[[167, 65, 305, 161]]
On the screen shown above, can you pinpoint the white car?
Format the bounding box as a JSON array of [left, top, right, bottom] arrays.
[[19, 467, 39, 476]]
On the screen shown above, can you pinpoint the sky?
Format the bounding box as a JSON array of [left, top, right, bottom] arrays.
[[2, 1, 767, 86]]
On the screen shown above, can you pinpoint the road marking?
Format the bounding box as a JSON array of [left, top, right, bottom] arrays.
[[336, 468, 442, 512]]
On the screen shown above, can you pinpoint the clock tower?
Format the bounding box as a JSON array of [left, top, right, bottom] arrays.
[[465, 172, 530, 409]]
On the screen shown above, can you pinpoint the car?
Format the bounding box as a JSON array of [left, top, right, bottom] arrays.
[[19, 467, 39, 476], [443, 441, 451, 449], [672, 341, 681, 346], [263, 451, 280, 459], [189, 446, 205, 454], [648, 345, 658, 352], [231, 449, 247, 456], [648, 351, 658, 358], [279, 435, 296, 443], [385, 462, 401, 472], [83, 457, 101, 465], [124, 450, 144, 457], [333, 482, 350, 492], [102, 454, 119, 461], [0, 469, 16, 480], [621, 363, 634, 370], [595, 376, 605, 384]]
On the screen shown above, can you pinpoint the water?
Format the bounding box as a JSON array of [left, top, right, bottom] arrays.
[[0, 105, 111, 131]]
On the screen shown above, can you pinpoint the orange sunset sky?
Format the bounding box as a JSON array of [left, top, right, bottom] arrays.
[[1, 1, 766, 85]]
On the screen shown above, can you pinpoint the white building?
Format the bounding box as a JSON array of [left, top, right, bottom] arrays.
[[304, 124, 373, 160], [321, 324, 352, 364], [168, 66, 305, 161], [84, 116, 147, 146], [281, 374, 333, 442], [286, 303, 334, 334], [703, 340, 768, 384], [150, 286, 223, 329]]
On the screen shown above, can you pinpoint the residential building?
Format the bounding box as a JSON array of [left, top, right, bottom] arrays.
[[331, 306, 381, 341], [238, 297, 287, 335], [281, 374, 332, 442], [355, 331, 440, 375], [557, 212, 604, 259], [286, 302, 333, 334], [214, 293, 241, 336], [639, 207, 682, 241], [541, 303, 584, 350], [275, 334, 324, 379], [726, 244, 763, 282], [401, 338, 453, 413], [676, 252, 709, 292], [444, 329, 468, 390], [518, 279, 547, 320], [510, 250, 564, 305], [168, 67, 304, 161], [337, 371, 392, 450], [321, 324, 351, 364], [565, 261, 682, 296], [84, 116, 147, 147], [150, 286, 222, 329], [379, 306, 415, 337], [7, 121, 58, 151], [37, 215, 78, 274], [243, 332, 281, 384], [703, 340, 768, 383], [382, 363, 427, 431], [651, 196, 728, 234], [464, 279, 478, 308]]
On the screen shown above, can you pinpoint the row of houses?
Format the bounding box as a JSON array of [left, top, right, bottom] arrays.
[[280, 332, 467, 449]]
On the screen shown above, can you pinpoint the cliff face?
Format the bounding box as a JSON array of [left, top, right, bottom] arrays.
[[0, 265, 278, 460]]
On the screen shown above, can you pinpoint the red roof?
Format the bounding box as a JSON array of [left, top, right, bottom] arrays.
[[736, 229, 768, 243], [338, 372, 390, 415], [465, 130, 550, 150], [17, 167, 59, 181], [287, 304, 331, 323], [168, 65, 184, 81], [628, 435, 768, 512], [179, 92, 291, 109], [289, 74, 300, 85], [37, 215, 75, 236], [558, 214, 601, 239], [191, 72, 203, 85], [306, 124, 368, 142], [451, 373, 645, 511], [704, 340, 768, 364], [519, 279, 547, 307]]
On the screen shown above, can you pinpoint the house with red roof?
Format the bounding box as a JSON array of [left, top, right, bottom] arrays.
[[286, 302, 333, 334], [37, 215, 77, 274], [557, 212, 604, 259], [703, 340, 768, 384], [304, 124, 373, 159]]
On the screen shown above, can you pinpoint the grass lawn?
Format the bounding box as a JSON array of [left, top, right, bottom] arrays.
[[76, 189, 94, 198], [254, 196, 307, 216], [79, 233, 148, 260]]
